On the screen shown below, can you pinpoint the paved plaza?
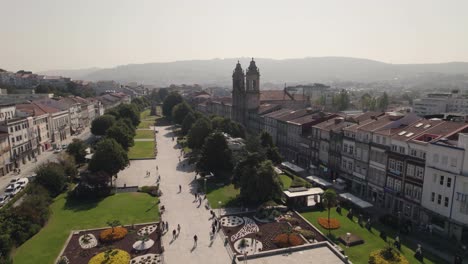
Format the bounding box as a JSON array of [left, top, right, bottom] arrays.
[[118, 125, 231, 263]]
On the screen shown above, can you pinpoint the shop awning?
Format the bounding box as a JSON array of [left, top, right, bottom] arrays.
[[281, 162, 305, 173], [306, 175, 333, 188], [339, 192, 373, 209], [284, 187, 324, 198]]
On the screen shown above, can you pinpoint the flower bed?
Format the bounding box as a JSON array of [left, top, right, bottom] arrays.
[[99, 226, 128, 242], [369, 248, 410, 264], [317, 217, 340, 229], [88, 249, 130, 264], [272, 233, 304, 248], [61, 223, 162, 264]]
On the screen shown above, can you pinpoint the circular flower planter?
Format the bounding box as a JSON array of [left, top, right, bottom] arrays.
[[234, 238, 263, 255], [220, 216, 244, 227], [79, 234, 98, 249], [137, 224, 158, 236], [130, 254, 162, 264]]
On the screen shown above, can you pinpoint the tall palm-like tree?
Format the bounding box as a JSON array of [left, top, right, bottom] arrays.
[[322, 188, 337, 235], [106, 220, 121, 234]]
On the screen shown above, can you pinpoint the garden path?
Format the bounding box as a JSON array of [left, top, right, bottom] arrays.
[[156, 125, 231, 264]]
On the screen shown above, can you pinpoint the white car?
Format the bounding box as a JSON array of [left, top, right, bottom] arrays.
[[10, 178, 19, 184], [5, 183, 21, 197], [54, 147, 62, 153], [17, 178, 29, 189], [0, 195, 9, 207]]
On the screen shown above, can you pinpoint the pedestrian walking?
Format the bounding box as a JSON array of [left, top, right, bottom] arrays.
[[194, 235, 198, 246], [165, 221, 169, 231], [177, 224, 181, 234], [172, 229, 177, 239], [179, 185, 182, 193], [198, 198, 202, 207], [211, 225, 216, 235], [156, 165, 159, 170]]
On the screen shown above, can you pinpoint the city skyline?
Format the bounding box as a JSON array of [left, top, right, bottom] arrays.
[[0, 0, 467, 72]]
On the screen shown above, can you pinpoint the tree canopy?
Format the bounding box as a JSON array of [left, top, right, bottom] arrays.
[[158, 88, 169, 101], [211, 116, 245, 138], [66, 138, 87, 163], [172, 102, 193, 124], [234, 154, 282, 204], [106, 120, 135, 150], [91, 115, 116, 136], [35, 163, 67, 197], [89, 138, 129, 178], [162, 92, 183, 117], [332, 89, 350, 111], [115, 104, 140, 126], [181, 112, 196, 135], [187, 117, 212, 149], [196, 132, 232, 173]]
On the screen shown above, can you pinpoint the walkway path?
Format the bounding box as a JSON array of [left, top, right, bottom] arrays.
[[155, 125, 231, 263]]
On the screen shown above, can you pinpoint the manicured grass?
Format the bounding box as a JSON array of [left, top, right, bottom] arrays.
[[128, 141, 155, 159], [301, 208, 445, 264], [199, 179, 241, 208], [138, 120, 155, 129], [140, 109, 152, 119], [13, 193, 159, 264], [135, 130, 155, 139], [279, 174, 292, 190]]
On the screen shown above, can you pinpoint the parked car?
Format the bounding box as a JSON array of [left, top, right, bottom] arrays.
[[54, 147, 62, 153], [0, 195, 9, 207], [5, 183, 21, 197], [62, 144, 68, 149], [17, 178, 29, 189], [9, 178, 19, 184]]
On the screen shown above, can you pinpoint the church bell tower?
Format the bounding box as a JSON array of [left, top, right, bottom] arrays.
[[232, 61, 245, 124], [245, 58, 260, 111]]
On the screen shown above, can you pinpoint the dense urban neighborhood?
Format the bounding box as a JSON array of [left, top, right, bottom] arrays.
[[0, 59, 466, 264]]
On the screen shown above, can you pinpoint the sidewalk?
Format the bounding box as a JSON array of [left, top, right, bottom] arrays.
[[155, 125, 231, 263]]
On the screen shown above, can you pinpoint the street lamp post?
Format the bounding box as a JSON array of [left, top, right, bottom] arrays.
[[204, 178, 207, 193]]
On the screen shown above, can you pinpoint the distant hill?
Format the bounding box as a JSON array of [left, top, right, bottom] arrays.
[[38, 67, 101, 80], [41, 57, 468, 87]]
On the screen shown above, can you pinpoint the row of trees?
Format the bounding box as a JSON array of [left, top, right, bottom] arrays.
[[360, 92, 389, 111], [0, 156, 77, 262]]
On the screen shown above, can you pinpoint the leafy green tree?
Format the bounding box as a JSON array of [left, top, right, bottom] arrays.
[[117, 104, 140, 126], [89, 138, 129, 186], [266, 146, 282, 165], [35, 163, 67, 197], [187, 117, 212, 149], [162, 92, 183, 117], [332, 89, 350, 111], [260, 131, 274, 148], [377, 92, 389, 111], [172, 102, 193, 124], [245, 133, 262, 153], [158, 88, 169, 101], [235, 155, 282, 204], [66, 138, 87, 163], [181, 112, 196, 135], [196, 132, 232, 173], [322, 188, 337, 235], [57, 154, 78, 178], [106, 120, 135, 150], [91, 115, 116, 136], [119, 118, 136, 137]]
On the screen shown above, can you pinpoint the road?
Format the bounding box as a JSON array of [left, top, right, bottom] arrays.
[[0, 128, 93, 201]]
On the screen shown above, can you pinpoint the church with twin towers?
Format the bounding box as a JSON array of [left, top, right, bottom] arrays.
[[231, 58, 261, 125]]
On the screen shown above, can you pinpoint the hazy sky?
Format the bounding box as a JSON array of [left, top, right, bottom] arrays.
[[1, 0, 467, 72]]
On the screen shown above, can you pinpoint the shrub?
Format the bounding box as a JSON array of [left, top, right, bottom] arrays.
[[88, 249, 130, 264], [297, 229, 316, 240], [368, 247, 410, 264], [272, 233, 304, 248], [318, 217, 341, 229], [99, 227, 128, 242]]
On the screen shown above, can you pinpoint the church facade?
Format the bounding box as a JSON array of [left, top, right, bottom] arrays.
[[232, 59, 261, 126]]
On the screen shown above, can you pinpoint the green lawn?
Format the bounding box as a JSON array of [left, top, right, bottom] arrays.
[[279, 174, 292, 190], [128, 141, 155, 159], [199, 179, 241, 208], [301, 208, 445, 264], [138, 120, 155, 129], [135, 130, 155, 139], [14, 193, 159, 264]]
